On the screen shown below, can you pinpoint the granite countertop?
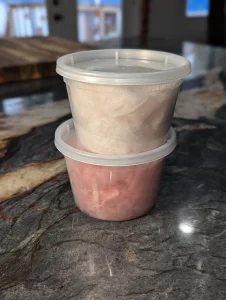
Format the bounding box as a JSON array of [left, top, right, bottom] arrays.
[[0, 40, 226, 300]]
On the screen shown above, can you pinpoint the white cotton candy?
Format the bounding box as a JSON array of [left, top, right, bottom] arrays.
[[67, 81, 180, 155]]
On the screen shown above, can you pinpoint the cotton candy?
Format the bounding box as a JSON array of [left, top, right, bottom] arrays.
[[65, 137, 164, 221], [67, 81, 179, 155]]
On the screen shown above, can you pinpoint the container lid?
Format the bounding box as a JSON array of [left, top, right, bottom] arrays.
[[56, 49, 191, 85], [55, 119, 176, 166]]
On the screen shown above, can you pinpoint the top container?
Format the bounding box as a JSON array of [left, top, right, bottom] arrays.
[[57, 49, 191, 155]]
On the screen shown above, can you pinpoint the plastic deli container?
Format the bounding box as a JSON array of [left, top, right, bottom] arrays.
[[55, 119, 177, 221], [56, 49, 190, 155]]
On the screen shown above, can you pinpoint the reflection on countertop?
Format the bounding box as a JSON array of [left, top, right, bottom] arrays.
[[0, 39, 226, 300]]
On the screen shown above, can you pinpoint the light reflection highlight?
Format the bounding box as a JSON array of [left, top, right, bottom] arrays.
[[179, 222, 195, 234]]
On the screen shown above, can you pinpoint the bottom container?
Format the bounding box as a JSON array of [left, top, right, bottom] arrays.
[[55, 119, 176, 221]]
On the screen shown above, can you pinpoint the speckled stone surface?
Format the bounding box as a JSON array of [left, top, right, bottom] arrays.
[[0, 39, 226, 300]]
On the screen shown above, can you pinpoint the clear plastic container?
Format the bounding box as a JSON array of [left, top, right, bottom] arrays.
[[55, 119, 176, 221], [57, 49, 190, 155]]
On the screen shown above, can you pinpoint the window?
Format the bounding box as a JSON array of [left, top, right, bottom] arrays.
[[77, 0, 122, 42], [186, 0, 210, 17], [0, 0, 49, 37]]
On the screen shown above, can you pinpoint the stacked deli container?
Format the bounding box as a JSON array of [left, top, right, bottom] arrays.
[[55, 49, 191, 221]]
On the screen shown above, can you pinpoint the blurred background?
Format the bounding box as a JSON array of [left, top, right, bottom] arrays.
[[0, 0, 225, 88], [0, 0, 225, 45], [0, 0, 122, 41]]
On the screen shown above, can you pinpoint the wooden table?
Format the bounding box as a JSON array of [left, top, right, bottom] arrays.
[[0, 36, 95, 83]]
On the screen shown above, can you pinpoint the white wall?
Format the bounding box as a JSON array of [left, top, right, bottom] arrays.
[[149, 0, 207, 42], [0, 1, 7, 37]]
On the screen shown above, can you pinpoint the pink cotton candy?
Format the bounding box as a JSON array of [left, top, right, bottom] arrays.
[[65, 137, 164, 221]]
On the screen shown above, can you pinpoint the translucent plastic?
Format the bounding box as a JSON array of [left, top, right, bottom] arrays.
[[57, 49, 191, 85], [57, 49, 190, 155], [55, 120, 176, 221], [55, 119, 176, 166], [65, 79, 180, 155], [64, 134, 165, 221], [65, 157, 164, 221]]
